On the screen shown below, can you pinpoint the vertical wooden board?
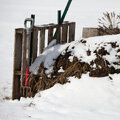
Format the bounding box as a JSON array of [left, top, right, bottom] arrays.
[[21, 30, 26, 86], [32, 28, 38, 62], [40, 28, 45, 54], [61, 24, 68, 44], [26, 34, 31, 67], [12, 75, 20, 100], [12, 29, 23, 100], [56, 26, 61, 44], [48, 27, 53, 45], [69, 23, 75, 43]]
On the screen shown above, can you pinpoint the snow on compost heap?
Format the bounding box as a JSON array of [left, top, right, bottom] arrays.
[[29, 34, 120, 96], [30, 34, 120, 74]]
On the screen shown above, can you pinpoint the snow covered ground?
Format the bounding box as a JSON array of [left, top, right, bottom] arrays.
[[0, 74, 120, 120], [0, 0, 120, 120]]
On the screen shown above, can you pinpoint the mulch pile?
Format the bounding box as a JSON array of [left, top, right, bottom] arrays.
[[28, 41, 120, 97]]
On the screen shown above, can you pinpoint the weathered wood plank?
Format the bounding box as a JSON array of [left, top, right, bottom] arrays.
[[15, 28, 24, 34], [12, 29, 23, 100], [40, 28, 45, 54], [25, 34, 30, 68], [82, 27, 99, 38], [56, 26, 61, 44], [48, 27, 53, 45], [61, 24, 68, 44], [32, 28, 38, 62], [15, 71, 21, 75], [35, 24, 58, 30], [69, 23, 75, 43], [21, 30, 26, 86], [35, 22, 75, 30]]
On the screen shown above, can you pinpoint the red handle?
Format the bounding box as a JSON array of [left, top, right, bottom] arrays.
[[25, 67, 29, 86]]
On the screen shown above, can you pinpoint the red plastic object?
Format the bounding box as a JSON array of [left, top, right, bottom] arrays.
[[25, 67, 29, 86]]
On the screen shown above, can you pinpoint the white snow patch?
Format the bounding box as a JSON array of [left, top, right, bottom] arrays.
[[1, 74, 120, 120], [58, 67, 65, 73], [30, 43, 69, 74]]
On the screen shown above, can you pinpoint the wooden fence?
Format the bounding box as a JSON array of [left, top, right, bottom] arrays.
[[12, 21, 76, 100]]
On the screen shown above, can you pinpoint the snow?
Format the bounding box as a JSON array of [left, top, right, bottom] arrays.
[[0, 0, 120, 120], [0, 74, 120, 120], [30, 43, 69, 74], [58, 67, 65, 73], [30, 34, 120, 75]]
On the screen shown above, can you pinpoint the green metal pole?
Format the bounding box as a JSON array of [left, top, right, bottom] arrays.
[[60, 0, 72, 23], [30, 14, 35, 65], [58, 10, 61, 24], [53, 10, 61, 39], [53, 0, 72, 39]]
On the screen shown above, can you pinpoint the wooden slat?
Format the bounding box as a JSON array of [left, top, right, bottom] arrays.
[[15, 28, 24, 34], [12, 29, 23, 100], [61, 24, 68, 44], [69, 23, 75, 42], [15, 71, 21, 75], [26, 34, 31, 67], [35, 24, 58, 30], [48, 27, 53, 45], [32, 28, 38, 62], [40, 28, 45, 54], [56, 26, 61, 44], [35, 22, 75, 30], [21, 30, 26, 86]]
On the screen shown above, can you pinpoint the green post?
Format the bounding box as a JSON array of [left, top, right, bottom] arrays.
[[60, 0, 72, 23], [30, 14, 35, 65], [53, 10, 61, 39], [53, 0, 72, 39], [58, 10, 61, 24]]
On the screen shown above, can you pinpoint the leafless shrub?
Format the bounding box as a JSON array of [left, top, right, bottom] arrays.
[[98, 12, 120, 35]]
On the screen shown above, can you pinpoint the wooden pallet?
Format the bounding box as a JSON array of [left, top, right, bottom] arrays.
[[12, 21, 76, 100]]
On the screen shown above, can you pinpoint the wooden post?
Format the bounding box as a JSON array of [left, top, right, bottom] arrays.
[[12, 29, 23, 100], [69, 22, 75, 42], [32, 28, 38, 62], [40, 28, 45, 54], [48, 27, 53, 44], [61, 24, 68, 44]]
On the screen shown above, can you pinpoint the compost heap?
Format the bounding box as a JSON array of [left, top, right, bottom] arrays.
[[29, 35, 120, 97]]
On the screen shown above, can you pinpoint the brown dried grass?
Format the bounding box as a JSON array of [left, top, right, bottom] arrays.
[[98, 12, 120, 35]]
